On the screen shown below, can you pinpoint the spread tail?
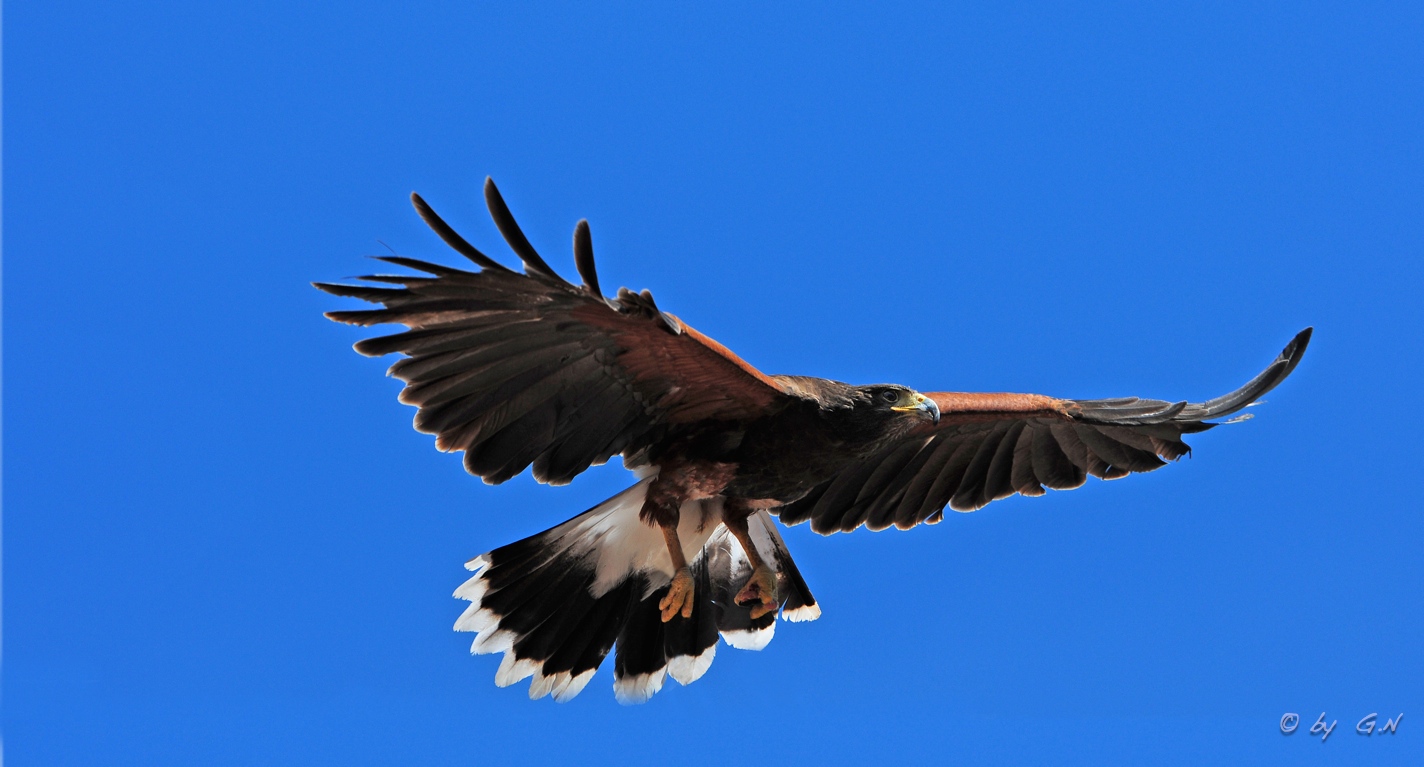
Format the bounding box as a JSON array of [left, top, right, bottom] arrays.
[[453, 477, 819, 703]]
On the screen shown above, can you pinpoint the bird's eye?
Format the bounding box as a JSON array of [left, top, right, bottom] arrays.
[[881, 390, 899, 403]]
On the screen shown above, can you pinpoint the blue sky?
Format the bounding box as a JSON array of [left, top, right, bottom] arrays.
[[6, 2, 1421, 765]]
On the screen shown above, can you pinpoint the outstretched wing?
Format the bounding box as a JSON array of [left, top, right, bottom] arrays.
[[777, 329, 1312, 534], [316, 178, 797, 486]]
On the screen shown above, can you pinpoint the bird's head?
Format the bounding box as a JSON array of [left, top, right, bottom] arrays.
[[857, 385, 940, 426]]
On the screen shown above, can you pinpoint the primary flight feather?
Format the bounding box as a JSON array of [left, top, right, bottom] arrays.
[[316, 178, 1311, 703]]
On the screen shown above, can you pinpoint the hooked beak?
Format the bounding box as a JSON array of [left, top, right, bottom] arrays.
[[894, 393, 940, 424], [920, 394, 940, 424]]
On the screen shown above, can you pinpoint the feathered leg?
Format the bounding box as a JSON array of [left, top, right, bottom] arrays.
[[640, 472, 696, 622], [724, 500, 779, 619], [658, 523, 695, 622]]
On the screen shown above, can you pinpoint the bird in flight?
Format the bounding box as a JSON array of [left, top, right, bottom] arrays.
[[316, 178, 1311, 704]]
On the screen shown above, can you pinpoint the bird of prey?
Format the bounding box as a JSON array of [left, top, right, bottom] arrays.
[[316, 178, 1311, 704]]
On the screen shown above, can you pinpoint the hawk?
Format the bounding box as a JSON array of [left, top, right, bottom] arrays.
[[316, 178, 1310, 703]]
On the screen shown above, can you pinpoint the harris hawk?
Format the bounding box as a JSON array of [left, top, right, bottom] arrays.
[[316, 178, 1311, 704]]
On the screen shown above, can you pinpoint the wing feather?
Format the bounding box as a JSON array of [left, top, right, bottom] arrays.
[[778, 329, 1311, 534], [317, 180, 800, 486], [890, 433, 964, 529]]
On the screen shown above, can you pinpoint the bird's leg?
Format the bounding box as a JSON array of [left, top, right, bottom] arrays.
[[644, 473, 695, 623], [724, 502, 779, 620], [658, 523, 695, 622]]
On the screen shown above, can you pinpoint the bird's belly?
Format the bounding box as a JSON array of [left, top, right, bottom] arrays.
[[722, 442, 861, 505]]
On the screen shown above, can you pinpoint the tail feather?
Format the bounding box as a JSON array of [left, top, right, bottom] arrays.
[[454, 481, 820, 703], [611, 562, 722, 704]]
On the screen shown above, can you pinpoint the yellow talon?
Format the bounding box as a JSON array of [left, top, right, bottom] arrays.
[[735, 564, 778, 620], [659, 568, 695, 622]]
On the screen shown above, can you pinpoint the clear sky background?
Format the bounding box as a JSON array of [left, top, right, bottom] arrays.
[[7, 2, 1422, 765]]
